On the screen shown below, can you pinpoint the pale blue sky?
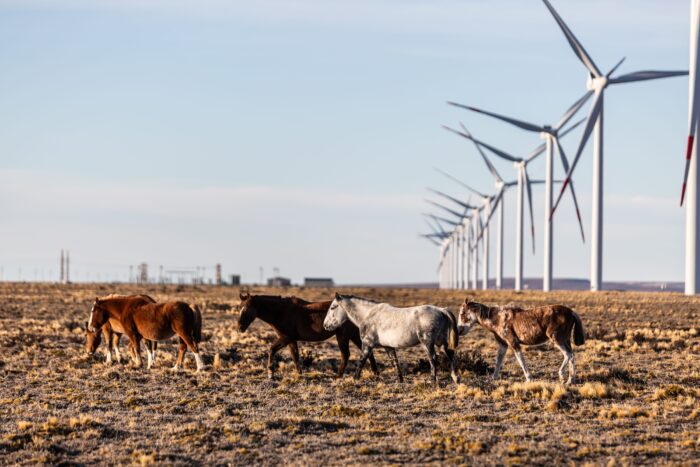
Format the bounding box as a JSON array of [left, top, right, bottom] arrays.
[[0, 0, 690, 284]]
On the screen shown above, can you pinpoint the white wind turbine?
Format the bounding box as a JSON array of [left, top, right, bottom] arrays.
[[426, 188, 478, 289], [443, 124, 547, 291], [433, 168, 500, 290], [424, 198, 472, 289], [543, 0, 688, 292], [683, 0, 700, 295], [447, 96, 588, 291]]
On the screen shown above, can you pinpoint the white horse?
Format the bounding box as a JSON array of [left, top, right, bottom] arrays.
[[323, 293, 459, 384]]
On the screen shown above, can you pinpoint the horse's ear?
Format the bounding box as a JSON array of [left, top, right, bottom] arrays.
[[334, 292, 340, 300], [239, 292, 247, 300], [464, 297, 470, 304]]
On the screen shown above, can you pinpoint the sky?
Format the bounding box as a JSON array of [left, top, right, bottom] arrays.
[[0, 0, 691, 285]]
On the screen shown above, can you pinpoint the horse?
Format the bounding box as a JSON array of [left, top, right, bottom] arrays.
[[323, 293, 459, 384], [237, 293, 379, 379], [458, 298, 585, 384], [84, 294, 158, 365], [87, 297, 204, 371]]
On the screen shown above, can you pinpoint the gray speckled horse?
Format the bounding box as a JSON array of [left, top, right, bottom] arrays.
[[323, 293, 459, 384]]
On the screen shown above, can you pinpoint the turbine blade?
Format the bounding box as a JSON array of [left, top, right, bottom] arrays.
[[553, 137, 586, 242], [609, 70, 688, 85], [447, 102, 545, 133], [424, 199, 465, 220], [443, 124, 507, 180], [606, 57, 626, 78], [555, 91, 594, 131], [542, 0, 602, 77], [552, 88, 605, 216], [426, 187, 476, 210], [433, 167, 488, 198]]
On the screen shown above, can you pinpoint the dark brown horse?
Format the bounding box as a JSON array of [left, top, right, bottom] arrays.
[[459, 298, 585, 383], [88, 297, 203, 371], [84, 294, 158, 364], [237, 293, 379, 378]]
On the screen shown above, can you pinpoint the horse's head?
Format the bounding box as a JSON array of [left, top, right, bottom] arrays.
[[458, 298, 485, 333], [323, 293, 349, 331], [87, 298, 109, 333], [237, 292, 256, 332], [84, 321, 102, 355]]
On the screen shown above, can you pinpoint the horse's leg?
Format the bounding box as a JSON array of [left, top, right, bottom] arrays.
[[131, 334, 143, 369], [350, 332, 379, 375], [354, 341, 375, 380], [171, 338, 186, 371], [423, 344, 437, 384], [268, 336, 290, 379], [493, 343, 508, 380], [102, 328, 113, 365], [386, 348, 404, 383], [442, 344, 459, 384], [335, 334, 350, 377], [179, 332, 203, 372], [152, 340, 157, 365], [512, 345, 532, 382], [112, 334, 121, 363], [557, 339, 575, 384], [288, 341, 302, 375], [146, 343, 154, 370]]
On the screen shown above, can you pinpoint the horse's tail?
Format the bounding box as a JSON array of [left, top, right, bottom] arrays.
[[572, 311, 585, 346], [190, 304, 203, 343], [442, 309, 459, 351]]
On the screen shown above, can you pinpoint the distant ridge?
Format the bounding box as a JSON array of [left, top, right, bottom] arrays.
[[340, 278, 684, 292]]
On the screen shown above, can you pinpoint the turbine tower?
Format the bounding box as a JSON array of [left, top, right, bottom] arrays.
[[683, 0, 700, 295], [543, 0, 688, 292]]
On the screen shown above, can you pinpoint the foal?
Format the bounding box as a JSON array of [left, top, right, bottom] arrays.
[[84, 294, 157, 364], [88, 297, 203, 371], [237, 293, 379, 378], [323, 294, 459, 384], [459, 299, 585, 384]]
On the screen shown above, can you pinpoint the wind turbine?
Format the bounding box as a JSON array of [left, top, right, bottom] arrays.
[[447, 96, 588, 291], [542, 0, 688, 292], [442, 125, 541, 291], [426, 188, 478, 289], [434, 168, 501, 290], [684, 0, 700, 295], [424, 199, 472, 289]]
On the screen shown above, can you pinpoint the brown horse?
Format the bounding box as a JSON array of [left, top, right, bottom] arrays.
[[88, 297, 203, 371], [237, 293, 379, 378], [84, 294, 158, 364], [459, 299, 585, 384]]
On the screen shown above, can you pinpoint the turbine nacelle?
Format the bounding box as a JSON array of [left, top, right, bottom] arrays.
[[586, 75, 608, 92]]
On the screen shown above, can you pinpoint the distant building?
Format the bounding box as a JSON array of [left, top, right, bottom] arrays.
[[304, 277, 334, 288], [229, 274, 241, 286], [267, 276, 291, 287]]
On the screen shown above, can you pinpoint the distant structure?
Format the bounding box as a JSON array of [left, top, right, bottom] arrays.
[[60, 250, 64, 283], [267, 276, 291, 287], [65, 251, 69, 283], [304, 277, 334, 288], [59, 250, 70, 284], [215, 263, 222, 286], [229, 274, 241, 286], [138, 263, 148, 284]]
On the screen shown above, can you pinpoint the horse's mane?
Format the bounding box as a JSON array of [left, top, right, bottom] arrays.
[[98, 293, 156, 302], [340, 294, 382, 305]]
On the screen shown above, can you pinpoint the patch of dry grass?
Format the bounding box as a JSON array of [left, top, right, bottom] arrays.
[[0, 283, 698, 464]]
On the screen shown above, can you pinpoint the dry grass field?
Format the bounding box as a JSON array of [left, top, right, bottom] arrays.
[[1, 283, 699, 465]]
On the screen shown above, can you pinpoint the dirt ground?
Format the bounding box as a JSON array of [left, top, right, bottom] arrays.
[[0, 283, 699, 465]]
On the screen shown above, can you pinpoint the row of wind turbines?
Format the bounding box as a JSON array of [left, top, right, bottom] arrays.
[[422, 0, 690, 293]]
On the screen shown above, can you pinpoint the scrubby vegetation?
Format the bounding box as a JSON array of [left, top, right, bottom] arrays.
[[0, 283, 698, 464]]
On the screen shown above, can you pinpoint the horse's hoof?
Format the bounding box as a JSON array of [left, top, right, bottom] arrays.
[[451, 375, 460, 384], [171, 366, 180, 372]]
